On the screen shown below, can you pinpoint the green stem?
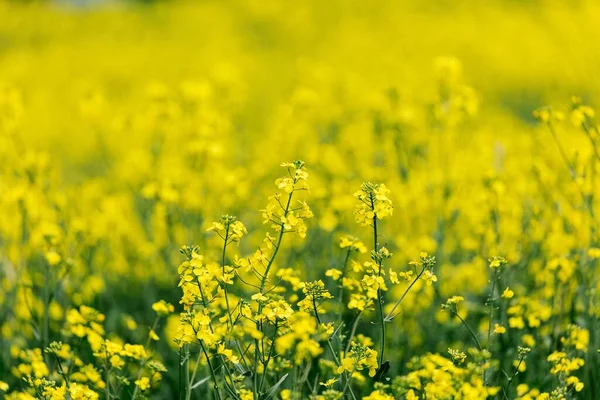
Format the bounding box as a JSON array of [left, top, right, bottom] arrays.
[[200, 341, 223, 400], [487, 270, 498, 350], [312, 298, 340, 365], [312, 298, 358, 400], [336, 249, 352, 329], [485, 270, 498, 386], [503, 356, 524, 399], [370, 198, 386, 368], [259, 190, 294, 293], [344, 312, 362, 356], [258, 324, 279, 392], [341, 366, 357, 397], [385, 268, 425, 321], [187, 346, 204, 398], [376, 287, 385, 367], [53, 354, 70, 391], [180, 346, 189, 400], [196, 284, 239, 398], [42, 260, 50, 355], [452, 309, 482, 351]]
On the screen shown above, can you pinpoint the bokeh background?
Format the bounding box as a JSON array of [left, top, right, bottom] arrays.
[[1, 0, 599, 398]]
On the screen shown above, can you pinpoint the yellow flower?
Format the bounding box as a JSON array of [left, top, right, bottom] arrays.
[[494, 324, 506, 334], [354, 182, 393, 225], [446, 296, 464, 305], [406, 390, 418, 400], [218, 343, 240, 364], [319, 378, 338, 388], [363, 390, 394, 400], [239, 389, 254, 400], [252, 293, 268, 302], [522, 334, 536, 347], [488, 256, 507, 269], [336, 356, 356, 375], [110, 355, 125, 370], [513, 359, 526, 372], [502, 287, 514, 299], [135, 377, 151, 391], [152, 300, 174, 316], [149, 330, 160, 341], [422, 270, 438, 286], [45, 251, 62, 266], [325, 268, 342, 280], [588, 247, 600, 259], [340, 235, 367, 253], [509, 317, 525, 329]]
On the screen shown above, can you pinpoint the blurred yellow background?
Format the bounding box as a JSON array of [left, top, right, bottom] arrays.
[[2, 0, 599, 162]]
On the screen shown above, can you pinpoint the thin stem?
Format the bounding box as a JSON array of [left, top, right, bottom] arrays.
[[312, 298, 340, 365], [486, 270, 497, 350], [196, 284, 239, 398], [312, 298, 357, 400], [336, 249, 352, 328], [258, 324, 279, 392], [385, 268, 426, 321], [376, 289, 385, 367], [105, 347, 112, 400], [181, 345, 190, 400], [221, 226, 233, 327], [54, 354, 70, 388], [370, 197, 386, 368], [259, 191, 294, 293], [503, 356, 524, 399], [42, 260, 50, 358], [344, 312, 362, 356], [485, 269, 498, 386], [200, 342, 224, 400], [341, 365, 357, 397], [487, 270, 498, 350], [451, 309, 482, 351], [187, 347, 204, 399]]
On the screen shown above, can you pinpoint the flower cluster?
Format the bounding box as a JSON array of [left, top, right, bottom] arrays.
[[354, 183, 394, 226]]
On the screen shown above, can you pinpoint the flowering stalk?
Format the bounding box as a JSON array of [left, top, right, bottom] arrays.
[[253, 192, 292, 399], [258, 190, 294, 294], [212, 215, 250, 370], [354, 182, 393, 369], [247, 160, 311, 399]]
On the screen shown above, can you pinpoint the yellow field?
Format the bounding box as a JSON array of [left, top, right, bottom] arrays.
[[0, 1, 599, 399]]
